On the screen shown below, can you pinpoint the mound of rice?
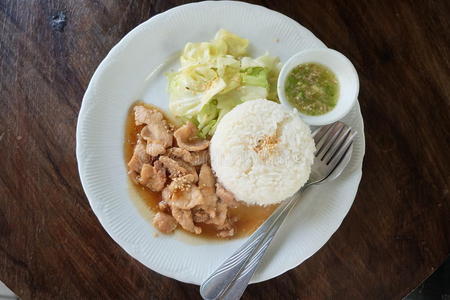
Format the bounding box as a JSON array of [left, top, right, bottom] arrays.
[[210, 99, 315, 206]]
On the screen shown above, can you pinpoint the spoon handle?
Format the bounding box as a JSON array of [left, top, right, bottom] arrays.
[[200, 194, 299, 300], [219, 198, 298, 300]]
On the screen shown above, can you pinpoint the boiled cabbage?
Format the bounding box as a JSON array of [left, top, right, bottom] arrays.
[[168, 29, 280, 136]]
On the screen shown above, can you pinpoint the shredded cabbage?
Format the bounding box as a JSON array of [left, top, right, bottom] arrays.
[[168, 29, 280, 136]]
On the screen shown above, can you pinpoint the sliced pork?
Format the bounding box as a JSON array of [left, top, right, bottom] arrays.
[[145, 142, 166, 157], [137, 106, 173, 157], [153, 212, 177, 234], [167, 174, 196, 193], [134, 105, 163, 126], [171, 207, 201, 234], [174, 122, 209, 151], [141, 123, 172, 150], [168, 186, 204, 210], [197, 164, 218, 218], [159, 156, 198, 183], [216, 183, 239, 208], [127, 138, 151, 172], [217, 221, 235, 238], [167, 147, 209, 166], [205, 202, 228, 226], [139, 161, 166, 192]]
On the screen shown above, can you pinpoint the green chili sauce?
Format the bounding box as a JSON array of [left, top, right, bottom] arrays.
[[285, 63, 339, 115]]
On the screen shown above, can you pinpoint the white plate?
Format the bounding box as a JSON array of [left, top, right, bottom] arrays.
[[76, 1, 365, 285]]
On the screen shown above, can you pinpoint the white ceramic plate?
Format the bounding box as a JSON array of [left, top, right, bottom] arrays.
[[76, 1, 365, 285]]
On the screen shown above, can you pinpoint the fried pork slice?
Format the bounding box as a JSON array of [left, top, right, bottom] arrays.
[[127, 138, 151, 173], [145, 142, 166, 157], [205, 202, 228, 226], [152, 212, 177, 234], [167, 175, 196, 193], [134, 105, 173, 156], [199, 164, 215, 188], [167, 147, 209, 166], [171, 207, 201, 234], [134, 105, 162, 126], [168, 185, 204, 210], [139, 161, 166, 192], [216, 219, 235, 238], [140, 123, 172, 153], [173, 121, 209, 151], [216, 183, 239, 208], [158, 200, 169, 212], [159, 156, 198, 183], [159, 186, 172, 211], [192, 208, 210, 223], [196, 164, 219, 219]]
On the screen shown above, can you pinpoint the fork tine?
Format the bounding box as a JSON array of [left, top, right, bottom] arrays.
[[316, 122, 345, 158], [312, 124, 333, 148], [327, 130, 356, 171], [322, 126, 351, 162], [314, 123, 342, 155], [312, 124, 332, 140]]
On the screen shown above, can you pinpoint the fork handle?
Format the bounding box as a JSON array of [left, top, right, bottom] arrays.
[[200, 192, 300, 300]]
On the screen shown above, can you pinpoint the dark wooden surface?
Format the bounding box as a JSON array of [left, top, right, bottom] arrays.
[[1, 0, 449, 299]]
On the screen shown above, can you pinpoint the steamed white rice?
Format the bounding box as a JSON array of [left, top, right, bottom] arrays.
[[210, 99, 315, 206]]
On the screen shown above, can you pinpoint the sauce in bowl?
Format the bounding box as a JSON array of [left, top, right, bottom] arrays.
[[285, 63, 339, 116]]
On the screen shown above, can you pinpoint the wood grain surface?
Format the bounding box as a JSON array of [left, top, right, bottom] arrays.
[[0, 0, 449, 299]]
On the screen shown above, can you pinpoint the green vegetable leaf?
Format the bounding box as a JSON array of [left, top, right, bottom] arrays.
[[198, 119, 217, 138], [214, 29, 249, 57], [168, 65, 226, 117], [241, 67, 269, 88], [196, 100, 219, 129]]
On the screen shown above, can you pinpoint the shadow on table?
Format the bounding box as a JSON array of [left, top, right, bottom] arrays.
[[405, 255, 450, 300]]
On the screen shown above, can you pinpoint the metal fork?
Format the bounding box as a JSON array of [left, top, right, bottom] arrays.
[[200, 121, 357, 300]]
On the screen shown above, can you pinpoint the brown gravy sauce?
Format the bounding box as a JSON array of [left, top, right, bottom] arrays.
[[124, 101, 278, 239]]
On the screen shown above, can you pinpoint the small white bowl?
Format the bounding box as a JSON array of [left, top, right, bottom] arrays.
[[277, 48, 359, 126]]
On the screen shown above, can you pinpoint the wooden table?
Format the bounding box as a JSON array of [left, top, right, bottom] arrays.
[[1, 1, 449, 299]]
